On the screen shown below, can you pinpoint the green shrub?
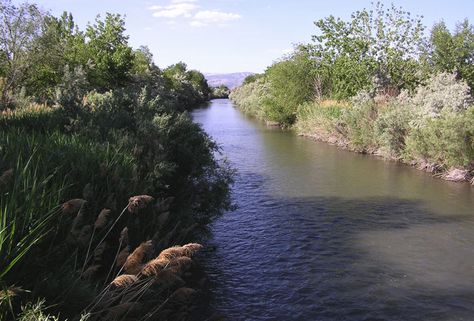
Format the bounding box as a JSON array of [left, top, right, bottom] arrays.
[[339, 92, 378, 151], [295, 101, 344, 137], [374, 102, 413, 158], [405, 107, 474, 168]]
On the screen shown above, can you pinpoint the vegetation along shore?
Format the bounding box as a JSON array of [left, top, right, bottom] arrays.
[[230, 3, 474, 184], [0, 0, 233, 320]]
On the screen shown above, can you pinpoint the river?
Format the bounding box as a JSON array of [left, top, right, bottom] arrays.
[[192, 99, 474, 321]]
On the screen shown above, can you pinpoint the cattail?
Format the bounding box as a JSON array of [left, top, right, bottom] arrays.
[[127, 195, 155, 214], [93, 242, 107, 262], [82, 183, 94, 201], [119, 227, 129, 247], [110, 274, 138, 289], [62, 199, 87, 215], [168, 287, 197, 305], [182, 243, 203, 257], [167, 257, 193, 275], [116, 246, 130, 269], [94, 209, 111, 230], [141, 257, 170, 277], [153, 270, 185, 289], [158, 246, 187, 260], [76, 225, 92, 248], [0, 169, 13, 185], [123, 241, 153, 275], [82, 264, 101, 279]]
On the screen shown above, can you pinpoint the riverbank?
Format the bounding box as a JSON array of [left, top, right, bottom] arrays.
[[0, 4, 232, 320], [230, 73, 474, 186]]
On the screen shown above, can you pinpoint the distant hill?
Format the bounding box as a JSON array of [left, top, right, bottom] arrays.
[[205, 72, 254, 89]]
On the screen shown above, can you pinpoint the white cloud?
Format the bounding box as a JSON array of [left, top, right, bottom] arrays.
[[191, 10, 241, 26], [149, 3, 199, 18], [148, 1, 241, 27]]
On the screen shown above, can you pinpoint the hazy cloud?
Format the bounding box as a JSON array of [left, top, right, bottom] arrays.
[[191, 10, 241, 26], [149, 3, 198, 18], [148, 0, 241, 27]]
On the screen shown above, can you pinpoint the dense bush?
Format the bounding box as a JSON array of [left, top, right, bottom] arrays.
[[0, 1, 233, 319], [405, 107, 474, 168]]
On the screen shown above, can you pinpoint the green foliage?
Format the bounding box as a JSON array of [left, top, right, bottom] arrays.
[[295, 101, 344, 137], [410, 72, 473, 121], [0, 0, 44, 107], [374, 102, 413, 158], [430, 20, 474, 91], [242, 73, 261, 85], [0, 2, 230, 320], [229, 78, 269, 120], [163, 62, 211, 110], [405, 107, 474, 168], [211, 85, 230, 98], [311, 2, 427, 99], [85, 13, 135, 89], [262, 47, 316, 126], [338, 92, 378, 151]]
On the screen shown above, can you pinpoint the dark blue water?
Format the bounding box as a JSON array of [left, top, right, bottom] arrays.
[[192, 99, 474, 321]]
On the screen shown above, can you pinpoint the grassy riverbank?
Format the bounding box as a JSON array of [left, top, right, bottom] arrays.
[[0, 2, 232, 320], [230, 3, 474, 184]]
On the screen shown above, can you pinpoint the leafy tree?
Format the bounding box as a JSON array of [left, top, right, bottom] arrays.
[[0, 0, 44, 107], [26, 12, 88, 100], [430, 20, 474, 91], [263, 46, 316, 125], [311, 2, 427, 99], [85, 13, 135, 89]]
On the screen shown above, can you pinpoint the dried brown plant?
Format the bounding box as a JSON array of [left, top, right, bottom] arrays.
[[158, 246, 187, 260], [119, 227, 129, 247], [127, 195, 155, 214], [94, 209, 111, 230], [61, 198, 87, 215], [123, 241, 153, 275], [182, 243, 203, 257], [116, 246, 130, 269], [110, 275, 138, 289], [153, 270, 185, 289], [140, 257, 170, 277]]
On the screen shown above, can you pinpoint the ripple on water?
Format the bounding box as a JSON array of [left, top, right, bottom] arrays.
[[193, 101, 474, 321]]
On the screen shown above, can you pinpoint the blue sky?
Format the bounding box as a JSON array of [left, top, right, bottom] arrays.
[[20, 0, 474, 73]]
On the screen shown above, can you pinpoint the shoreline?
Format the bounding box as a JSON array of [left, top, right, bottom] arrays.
[[296, 129, 474, 186]]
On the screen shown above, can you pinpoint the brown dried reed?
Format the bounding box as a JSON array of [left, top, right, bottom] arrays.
[[110, 275, 139, 289], [127, 195, 155, 214], [140, 257, 170, 277], [157, 246, 187, 260], [116, 246, 130, 269], [123, 241, 153, 275], [182, 243, 203, 257], [62, 198, 87, 215], [94, 209, 111, 230]]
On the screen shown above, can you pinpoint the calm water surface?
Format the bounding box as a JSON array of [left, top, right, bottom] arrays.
[[192, 99, 474, 321]]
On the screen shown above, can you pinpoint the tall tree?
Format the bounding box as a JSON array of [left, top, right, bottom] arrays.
[[430, 20, 474, 91], [85, 13, 135, 89], [0, 0, 44, 107]]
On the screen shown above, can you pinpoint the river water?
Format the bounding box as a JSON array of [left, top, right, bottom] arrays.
[[192, 99, 474, 321]]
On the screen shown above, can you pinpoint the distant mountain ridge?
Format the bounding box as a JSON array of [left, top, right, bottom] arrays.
[[205, 72, 254, 89]]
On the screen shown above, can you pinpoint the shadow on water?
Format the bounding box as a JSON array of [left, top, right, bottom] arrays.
[[192, 100, 474, 321], [199, 174, 474, 321]]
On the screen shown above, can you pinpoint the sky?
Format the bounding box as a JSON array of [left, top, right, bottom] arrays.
[[16, 0, 474, 74]]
